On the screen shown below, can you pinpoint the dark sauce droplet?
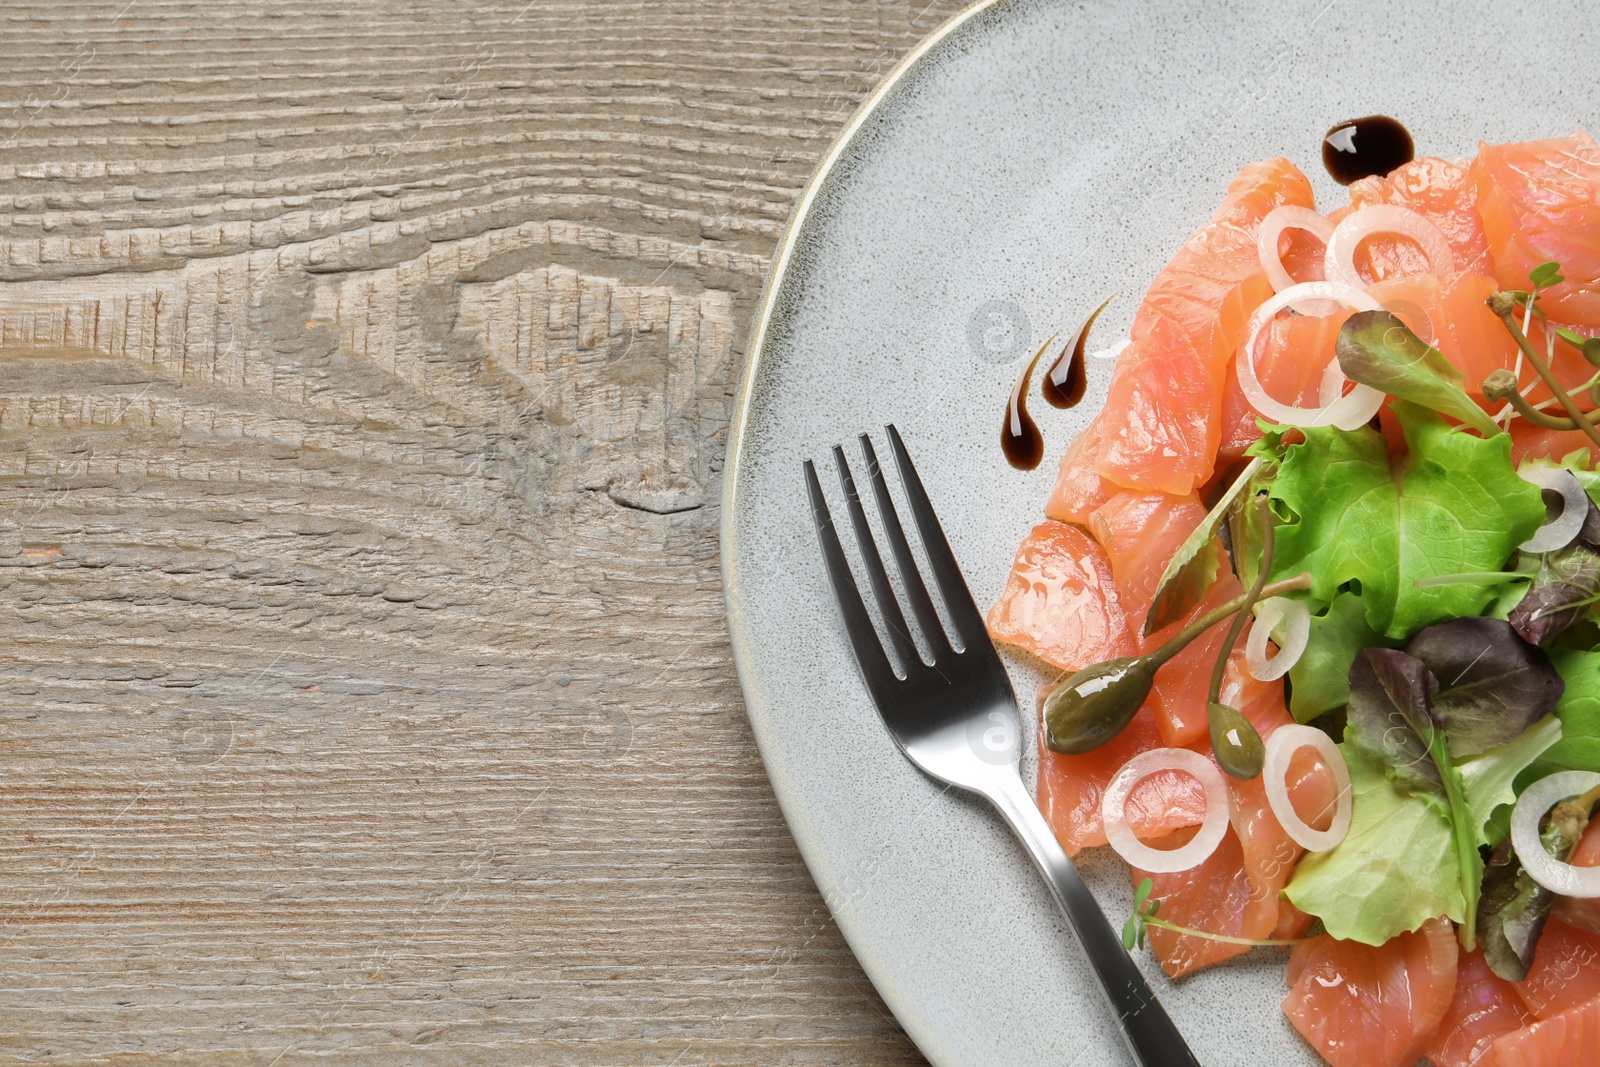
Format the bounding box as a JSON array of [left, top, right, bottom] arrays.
[[1322, 115, 1414, 186], [1001, 335, 1051, 470], [1043, 294, 1113, 409]]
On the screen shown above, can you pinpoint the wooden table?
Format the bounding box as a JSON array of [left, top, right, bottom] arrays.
[[0, 2, 969, 1062]]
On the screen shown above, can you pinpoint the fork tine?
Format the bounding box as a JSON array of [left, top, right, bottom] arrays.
[[804, 460, 901, 698], [883, 424, 991, 650], [857, 433, 951, 658], [832, 445, 923, 673]]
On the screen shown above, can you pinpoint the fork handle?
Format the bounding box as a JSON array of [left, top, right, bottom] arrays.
[[987, 772, 1203, 1067]]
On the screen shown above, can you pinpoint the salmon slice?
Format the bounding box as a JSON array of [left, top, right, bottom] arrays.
[[1282, 917, 1459, 1067], [1426, 949, 1536, 1067], [1511, 423, 1598, 466], [1346, 156, 1493, 279], [1089, 486, 1258, 747], [1492, 994, 1600, 1067], [985, 521, 1133, 674], [1219, 311, 1343, 461], [1226, 762, 1302, 916], [1473, 131, 1600, 329], [1368, 271, 1593, 409], [1226, 667, 1339, 906], [1086, 489, 1209, 619], [1553, 818, 1600, 936], [1512, 918, 1600, 1019], [1134, 823, 1281, 978], [1140, 576, 1246, 748], [1043, 415, 1112, 526], [1097, 158, 1313, 495], [1271, 901, 1317, 941], [1131, 676, 1328, 979], [1033, 694, 1204, 857], [1275, 224, 1329, 286], [1095, 315, 1222, 497]]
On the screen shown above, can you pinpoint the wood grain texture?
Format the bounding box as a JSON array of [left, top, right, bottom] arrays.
[[0, 2, 969, 1062]]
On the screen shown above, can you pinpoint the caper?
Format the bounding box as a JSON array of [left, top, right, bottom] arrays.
[[1482, 368, 1520, 403], [1208, 702, 1265, 780], [1043, 656, 1156, 754]]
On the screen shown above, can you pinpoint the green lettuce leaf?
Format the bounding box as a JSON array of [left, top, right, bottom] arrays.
[[1521, 450, 1600, 504], [1286, 717, 1561, 948], [1284, 744, 1466, 945], [1287, 591, 1396, 721], [1144, 457, 1261, 636], [1336, 311, 1502, 436], [1266, 404, 1546, 639], [1523, 649, 1600, 784], [1459, 715, 1563, 845], [1262, 415, 1395, 616]]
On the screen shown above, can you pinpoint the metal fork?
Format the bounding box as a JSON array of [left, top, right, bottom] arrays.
[[804, 425, 1200, 1067]]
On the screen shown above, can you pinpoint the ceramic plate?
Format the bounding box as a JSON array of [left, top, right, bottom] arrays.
[[720, 1, 1591, 1062]]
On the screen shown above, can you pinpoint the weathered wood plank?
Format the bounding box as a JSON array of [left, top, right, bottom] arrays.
[[0, 1, 968, 1062]]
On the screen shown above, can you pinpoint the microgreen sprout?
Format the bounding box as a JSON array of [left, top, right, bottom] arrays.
[[1123, 878, 1309, 951], [1485, 262, 1600, 451]]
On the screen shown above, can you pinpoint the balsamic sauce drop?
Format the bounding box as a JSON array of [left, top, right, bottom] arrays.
[[1043, 295, 1112, 409], [1000, 335, 1050, 470], [1322, 115, 1415, 186]]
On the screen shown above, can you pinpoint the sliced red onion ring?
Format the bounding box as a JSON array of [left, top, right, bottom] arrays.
[[1517, 468, 1590, 553], [1245, 597, 1310, 681], [1102, 748, 1229, 874], [1262, 725, 1352, 853], [1257, 205, 1336, 296], [1236, 282, 1385, 431], [1324, 205, 1456, 288], [1511, 770, 1600, 898]]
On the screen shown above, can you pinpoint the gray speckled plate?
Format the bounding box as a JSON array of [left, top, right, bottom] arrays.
[[720, 1, 1592, 1063]]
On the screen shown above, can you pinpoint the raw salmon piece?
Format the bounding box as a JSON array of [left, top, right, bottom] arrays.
[[1426, 949, 1535, 1067], [1275, 224, 1329, 286], [1271, 901, 1317, 941], [1086, 490, 1208, 620], [986, 521, 1134, 674], [1513, 918, 1600, 1019], [1473, 131, 1600, 329], [1097, 158, 1313, 495], [1226, 671, 1340, 906], [1095, 315, 1220, 497], [1368, 271, 1592, 408], [1034, 698, 1204, 857], [1141, 576, 1246, 748], [1492, 995, 1600, 1067], [1227, 764, 1303, 914], [1347, 156, 1493, 279], [1510, 423, 1597, 466], [1134, 824, 1280, 978], [1043, 416, 1112, 526], [1087, 489, 1248, 746], [1553, 818, 1600, 936], [1282, 917, 1459, 1067], [1219, 312, 1343, 461]]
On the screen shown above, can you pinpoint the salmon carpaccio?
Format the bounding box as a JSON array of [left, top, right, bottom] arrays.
[[1493, 996, 1600, 1067], [1094, 159, 1309, 496], [1282, 918, 1459, 1067], [1554, 818, 1600, 936], [985, 521, 1131, 674], [983, 131, 1600, 1064], [1425, 949, 1534, 1067], [1132, 670, 1336, 978]]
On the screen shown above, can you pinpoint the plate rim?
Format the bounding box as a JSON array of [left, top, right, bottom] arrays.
[[717, 0, 1004, 1060]]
